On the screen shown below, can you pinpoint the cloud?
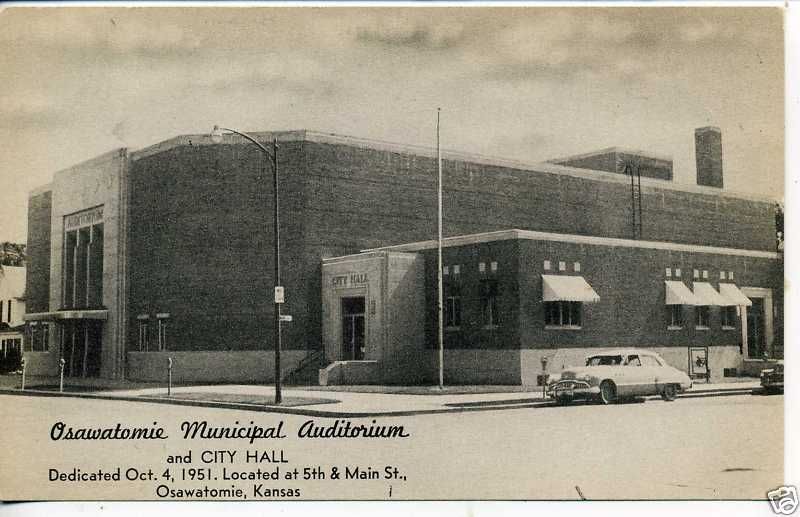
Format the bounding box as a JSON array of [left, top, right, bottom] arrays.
[[356, 20, 465, 50]]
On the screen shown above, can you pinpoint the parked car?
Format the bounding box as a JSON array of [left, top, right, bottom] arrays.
[[760, 360, 784, 394], [547, 349, 692, 405]]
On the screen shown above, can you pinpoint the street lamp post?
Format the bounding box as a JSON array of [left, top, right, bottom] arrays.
[[211, 126, 282, 405]]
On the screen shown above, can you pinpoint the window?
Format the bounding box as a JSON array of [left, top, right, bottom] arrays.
[[573, 262, 581, 272], [478, 262, 486, 273], [721, 306, 737, 329], [543, 260, 551, 271], [30, 323, 50, 352], [0, 300, 3, 322], [6, 300, 10, 322], [157, 315, 169, 351], [695, 306, 710, 329], [720, 271, 726, 280], [452, 264, 460, 275], [627, 355, 642, 366], [444, 295, 461, 329], [675, 268, 681, 278], [480, 279, 499, 327], [558, 261, 566, 271], [137, 316, 150, 351], [586, 355, 623, 366], [667, 305, 684, 329], [693, 269, 700, 279], [665, 268, 672, 278], [545, 301, 582, 328], [641, 355, 663, 367], [490, 261, 498, 273]]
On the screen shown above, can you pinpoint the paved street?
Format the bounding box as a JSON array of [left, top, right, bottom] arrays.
[[0, 391, 782, 501]]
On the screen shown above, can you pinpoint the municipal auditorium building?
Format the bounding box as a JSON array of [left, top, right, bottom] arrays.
[[21, 126, 783, 385]]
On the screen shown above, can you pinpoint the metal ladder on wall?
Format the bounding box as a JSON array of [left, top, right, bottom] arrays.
[[623, 161, 643, 240]]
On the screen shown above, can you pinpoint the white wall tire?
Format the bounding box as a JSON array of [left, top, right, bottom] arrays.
[[599, 380, 617, 405], [661, 384, 678, 401]]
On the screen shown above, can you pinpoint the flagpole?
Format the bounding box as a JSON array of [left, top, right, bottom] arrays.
[[437, 108, 444, 389]]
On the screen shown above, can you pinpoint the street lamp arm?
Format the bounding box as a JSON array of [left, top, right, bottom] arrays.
[[215, 126, 276, 162]]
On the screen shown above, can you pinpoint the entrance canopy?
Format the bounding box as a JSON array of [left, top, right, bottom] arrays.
[[24, 310, 108, 322], [542, 275, 600, 303], [665, 280, 699, 305], [691, 282, 729, 306], [719, 283, 753, 306]]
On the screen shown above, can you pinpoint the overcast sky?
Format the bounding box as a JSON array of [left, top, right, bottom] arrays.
[[0, 6, 784, 243]]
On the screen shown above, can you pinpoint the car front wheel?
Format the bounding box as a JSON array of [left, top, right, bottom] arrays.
[[661, 384, 678, 401], [599, 380, 617, 405]]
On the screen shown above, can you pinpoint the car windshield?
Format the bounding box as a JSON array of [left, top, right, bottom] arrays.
[[586, 355, 623, 366]]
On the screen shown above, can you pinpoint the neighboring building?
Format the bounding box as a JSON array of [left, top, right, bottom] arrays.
[[0, 265, 26, 367], [22, 127, 782, 384]]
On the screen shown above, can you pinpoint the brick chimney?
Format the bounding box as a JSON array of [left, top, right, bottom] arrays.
[[695, 126, 723, 188]]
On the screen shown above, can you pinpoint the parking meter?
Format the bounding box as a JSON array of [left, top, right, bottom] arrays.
[[540, 356, 549, 398], [59, 358, 66, 393], [167, 357, 173, 396], [20, 356, 26, 390]]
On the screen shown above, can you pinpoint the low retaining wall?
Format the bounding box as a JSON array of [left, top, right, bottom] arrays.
[[126, 350, 307, 383], [319, 360, 380, 385]]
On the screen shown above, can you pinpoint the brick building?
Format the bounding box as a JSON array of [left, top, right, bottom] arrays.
[[22, 127, 782, 384]]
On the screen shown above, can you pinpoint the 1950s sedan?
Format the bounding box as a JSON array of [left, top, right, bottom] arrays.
[[547, 349, 693, 405]]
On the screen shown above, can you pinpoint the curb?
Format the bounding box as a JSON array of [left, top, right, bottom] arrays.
[[0, 385, 765, 418]]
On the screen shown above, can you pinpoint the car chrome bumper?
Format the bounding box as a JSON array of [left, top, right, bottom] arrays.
[[546, 380, 599, 399]]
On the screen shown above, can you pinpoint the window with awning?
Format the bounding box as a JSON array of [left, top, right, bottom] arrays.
[[665, 280, 698, 305], [691, 282, 729, 306], [541, 275, 600, 303], [718, 283, 752, 306]]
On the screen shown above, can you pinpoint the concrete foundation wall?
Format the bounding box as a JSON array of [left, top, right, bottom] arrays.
[[422, 349, 521, 384], [126, 350, 306, 383]]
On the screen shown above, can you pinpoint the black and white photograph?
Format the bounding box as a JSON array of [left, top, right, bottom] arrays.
[[0, 2, 792, 509]]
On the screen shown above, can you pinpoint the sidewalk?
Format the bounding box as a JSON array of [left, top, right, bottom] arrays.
[[0, 376, 763, 418]]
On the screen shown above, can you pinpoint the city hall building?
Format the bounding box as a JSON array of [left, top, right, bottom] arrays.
[[22, 126, 782, 384]]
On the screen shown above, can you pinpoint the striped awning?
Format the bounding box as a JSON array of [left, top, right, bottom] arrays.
[[665, 281, 698, 305], [719, 283, 753, 306], [691, 282, 729, 306], [542, 275, 600, 303]]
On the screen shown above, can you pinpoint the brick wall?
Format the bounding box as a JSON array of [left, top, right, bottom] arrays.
[[696, 127, 724, 188], [25, 190, 52, 313], [301, 141, 773, 251], [553, 150, 673, 181], [126, 137, 778, 357]]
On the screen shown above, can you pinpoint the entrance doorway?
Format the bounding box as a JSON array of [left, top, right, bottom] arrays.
[[341, 297, 366, 360], [61, 321, 103, 377], [747, 298, 765, 359]]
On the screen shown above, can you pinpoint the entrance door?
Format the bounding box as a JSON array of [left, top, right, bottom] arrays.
[[61, 321, 103, 377], [747, 298, 765, 359], [341, 297, 366, 360]]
